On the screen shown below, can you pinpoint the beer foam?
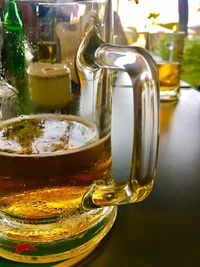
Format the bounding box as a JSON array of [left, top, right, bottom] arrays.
[[0, 114, 100, 155]]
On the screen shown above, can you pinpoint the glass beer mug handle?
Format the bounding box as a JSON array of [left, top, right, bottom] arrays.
[[82, 44, 159, 209]]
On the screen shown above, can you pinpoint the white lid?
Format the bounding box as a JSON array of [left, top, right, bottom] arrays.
[[27, 63, 70, 78]]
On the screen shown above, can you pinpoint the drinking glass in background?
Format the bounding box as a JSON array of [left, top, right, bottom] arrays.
[[147, 31, 186, 101]]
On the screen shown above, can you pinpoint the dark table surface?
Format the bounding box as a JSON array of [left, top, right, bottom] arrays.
[[1, 83, 200, 267], [77, 86, 200, 267]]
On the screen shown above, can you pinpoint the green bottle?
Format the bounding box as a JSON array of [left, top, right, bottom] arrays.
[[1, 0, 31, 115], [1, 0, 26, 83]]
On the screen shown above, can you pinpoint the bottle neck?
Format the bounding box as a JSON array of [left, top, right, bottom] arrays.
[[3, 0, 23, 30]]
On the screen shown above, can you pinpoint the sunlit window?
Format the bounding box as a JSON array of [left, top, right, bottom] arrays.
[[115, 0, 200, 31]]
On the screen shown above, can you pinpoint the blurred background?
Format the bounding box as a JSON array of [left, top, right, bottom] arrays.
[[0, 0, 199, 88], [113, 0, 200, 89]]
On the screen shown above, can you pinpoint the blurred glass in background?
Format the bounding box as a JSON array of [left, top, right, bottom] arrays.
[[114, 0, 200, 89], [148, 31, 186, 101]]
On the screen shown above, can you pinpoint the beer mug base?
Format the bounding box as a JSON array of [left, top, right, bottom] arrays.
[[160, 87, 180, 102], [0, 206, 117, 264]]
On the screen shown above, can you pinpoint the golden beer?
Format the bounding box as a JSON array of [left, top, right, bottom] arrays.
[[158, 62, 181, 91], [0, 114, 112, 220], [37, 41, 57, 63]]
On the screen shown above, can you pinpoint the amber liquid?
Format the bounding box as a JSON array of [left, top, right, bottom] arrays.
[[37, 41, 57, 63], [0, 114, 112, 220], [158, 62, 181, 91]]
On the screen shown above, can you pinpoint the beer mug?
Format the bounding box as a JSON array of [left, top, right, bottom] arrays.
[[0, 0, 159, 265]]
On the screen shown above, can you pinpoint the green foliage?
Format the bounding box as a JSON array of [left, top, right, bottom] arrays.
[[147, 12, 160, 20], [158, 22, 178, 31], [181, 36, 200, 87]]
